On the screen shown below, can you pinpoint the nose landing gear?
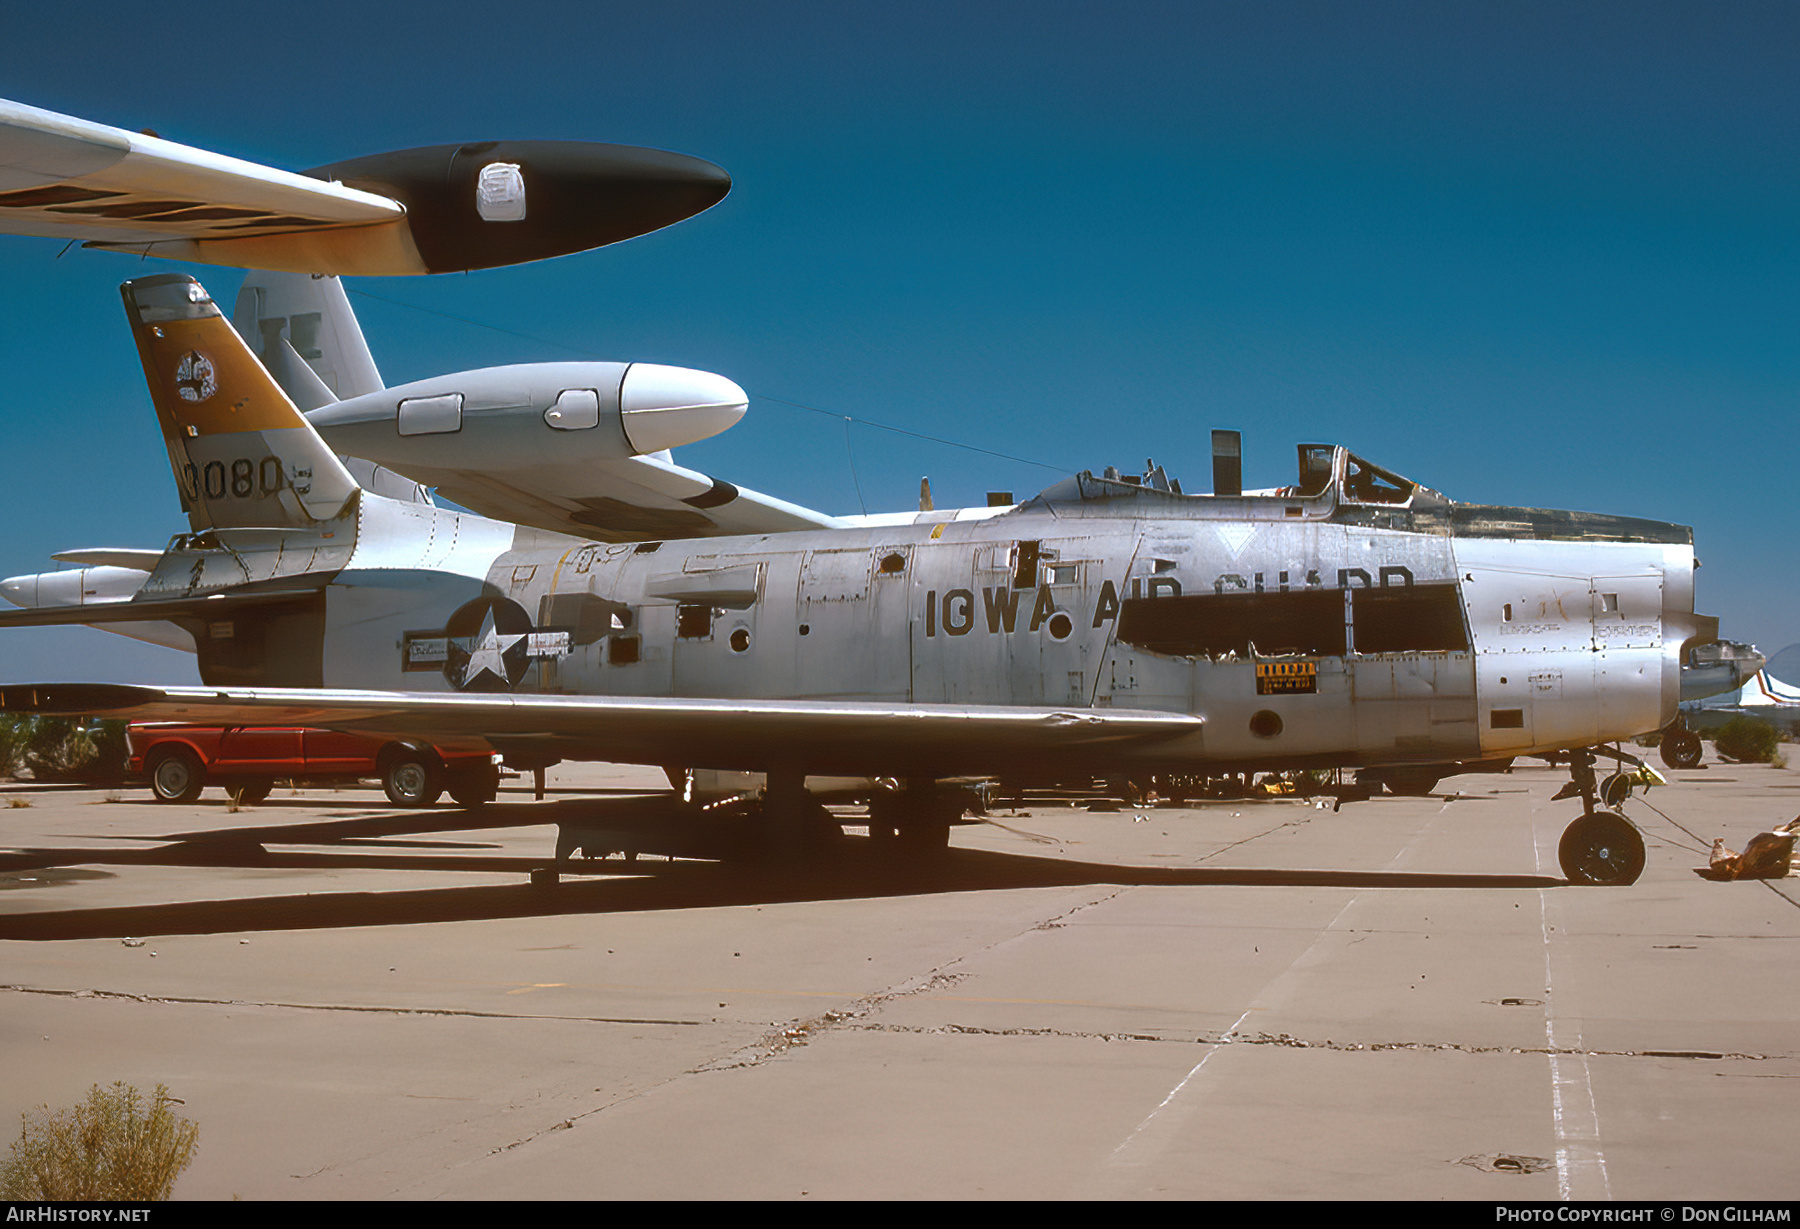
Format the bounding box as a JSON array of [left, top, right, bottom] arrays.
[[1559, 810, 1646, 885], [1555, 749, 1647, 885]]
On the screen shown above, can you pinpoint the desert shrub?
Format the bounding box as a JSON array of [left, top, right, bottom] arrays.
[[0, 716, 24, 779], [21, 718, 93, 782], [0, 1082, 198, 1201], [7, 718, 129, 783], [1715, 716, 1780, 764]]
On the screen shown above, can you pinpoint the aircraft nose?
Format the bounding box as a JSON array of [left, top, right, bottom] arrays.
[[619, 363, 749, 454]]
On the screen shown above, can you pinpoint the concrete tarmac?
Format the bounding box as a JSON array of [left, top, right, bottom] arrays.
[[2, 752, 1796, 1201]]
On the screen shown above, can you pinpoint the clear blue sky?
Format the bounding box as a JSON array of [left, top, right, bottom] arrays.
[[1, 0, 1794, 683]]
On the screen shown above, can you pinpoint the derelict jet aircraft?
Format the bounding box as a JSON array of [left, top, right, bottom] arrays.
[[0, 272, 1726, 887]]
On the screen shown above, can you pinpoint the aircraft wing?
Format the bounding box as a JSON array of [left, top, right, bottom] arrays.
[[426, 452, 840, 541], [0, 99, 730, 275], [0, 684, 1201, 778], [0, 99, 401, 247]]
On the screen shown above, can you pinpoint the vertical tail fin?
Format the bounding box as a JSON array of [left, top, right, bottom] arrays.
[[230, 270, 384, 409], [122, 273, 359, 532]]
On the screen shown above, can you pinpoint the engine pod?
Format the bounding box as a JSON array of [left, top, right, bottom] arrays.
[[307, 141, 732, 274]]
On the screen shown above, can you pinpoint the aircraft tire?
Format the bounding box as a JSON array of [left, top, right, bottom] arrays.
[[897, 821, 951, 856], [1558, 810, 1645, 886], [148, 748, 205, 804], [383, 752, 443, 808], [448, 764, 501, 809], [231, 779, 274, 806], [865, 794, 901, 846], [1384, 768, 1442, 797], [1661, 731, 1703, 770], [449, 783, 493, 808]]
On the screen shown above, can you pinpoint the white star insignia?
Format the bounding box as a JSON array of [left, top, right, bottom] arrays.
[[462, 607, 525, 685]]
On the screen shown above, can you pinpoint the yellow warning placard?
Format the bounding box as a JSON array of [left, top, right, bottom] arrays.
[[1256, 660, 1317, 695]]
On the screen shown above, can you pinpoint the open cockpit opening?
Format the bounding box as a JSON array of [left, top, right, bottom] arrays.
[[1032, 437, 1446, 515], [1286, 445, 1420, 505]]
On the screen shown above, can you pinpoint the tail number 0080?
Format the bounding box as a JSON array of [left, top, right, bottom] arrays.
[[181, 457, 285, 502]]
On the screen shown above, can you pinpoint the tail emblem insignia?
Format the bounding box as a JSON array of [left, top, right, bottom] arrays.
[[174, 351, 216, 402]]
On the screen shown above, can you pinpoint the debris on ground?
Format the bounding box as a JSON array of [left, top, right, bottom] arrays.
[[1697, 818, 1799, 880]]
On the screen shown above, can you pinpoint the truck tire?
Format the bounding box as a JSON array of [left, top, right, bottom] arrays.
[[383, 751, 442, 808], [148, 748, 206, 804]]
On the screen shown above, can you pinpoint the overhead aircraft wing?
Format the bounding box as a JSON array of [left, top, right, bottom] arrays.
[[0, 684, 1201, 779], [426, 451, 841, 542], [0, 100, 400, 247], [0, 99, 730, 275]]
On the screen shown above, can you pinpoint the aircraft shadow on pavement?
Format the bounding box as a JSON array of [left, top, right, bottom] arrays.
[[0, 800, 1564, 940]]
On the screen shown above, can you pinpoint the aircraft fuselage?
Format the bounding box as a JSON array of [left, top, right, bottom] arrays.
[[126, 450, 1697, 779]]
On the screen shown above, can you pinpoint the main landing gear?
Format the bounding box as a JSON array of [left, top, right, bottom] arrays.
[[759, 771, 845, 853], [864, 779, 958, 857], [1553, 749, 1647, 886], [1659, 717, 1704, 771]]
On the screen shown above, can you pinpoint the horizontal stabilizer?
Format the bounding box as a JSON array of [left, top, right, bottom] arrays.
[[0, 587, 322, 629], [49, 548, 164, 572]]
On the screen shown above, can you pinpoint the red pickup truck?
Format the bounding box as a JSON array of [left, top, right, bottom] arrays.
[[127, 724, 502, 808]]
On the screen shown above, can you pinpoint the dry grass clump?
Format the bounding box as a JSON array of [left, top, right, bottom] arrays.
[[1, 1082, 198, 1200]]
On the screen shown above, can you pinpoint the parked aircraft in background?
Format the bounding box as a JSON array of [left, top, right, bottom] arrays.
[[0, 272, 1729, 886], [1682, 669, 1800, 736], [1645, 640, 1774, 767]]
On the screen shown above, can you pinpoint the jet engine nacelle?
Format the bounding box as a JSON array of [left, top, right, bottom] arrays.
[[305, 361, 747, 473], [0, 562, 190, 652], [0, 565, 146, 610]]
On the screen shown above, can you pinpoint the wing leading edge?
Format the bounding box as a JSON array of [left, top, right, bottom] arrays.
[[0, 684, 1202, 779], [421, 450, 841, 542], [0, 99, 402, 246]]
